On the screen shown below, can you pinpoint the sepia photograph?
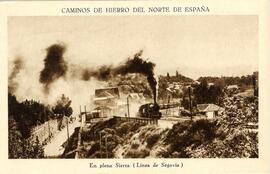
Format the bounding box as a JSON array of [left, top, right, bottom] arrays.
[[8, 16, 258, 159]]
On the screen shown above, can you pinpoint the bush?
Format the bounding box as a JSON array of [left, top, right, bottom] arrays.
[[61, 127, 80, 158], [189, 119, 217, 141], [9, 135, 44, 159], [146, 133, 160, 148], [126, 148, 150, 158], [79, 118, 147, 158], [131, 142, 140, 149], [130, 122, 146, 132], [9, 118, 44, 159], [116, 122, 130, 136], [87, 142, 100, 157], [164, 119, 217, 153]]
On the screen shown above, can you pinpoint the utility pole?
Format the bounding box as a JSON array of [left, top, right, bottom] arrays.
[[188, 87, 193, 120], [105, 135, 108, 158], [79, 105, 82, 126], [45, 108, 51, 142], [166, 95, 170, 115], [67, 116, 69, 142], [48, 120, 51, 141], [127, 96, 130, 119], [99, 132, 102, 158], [179, 98, 181, 117], [253, 73, 257, 96], [64, 110, 69, 143], [84, 105, 87, 124]]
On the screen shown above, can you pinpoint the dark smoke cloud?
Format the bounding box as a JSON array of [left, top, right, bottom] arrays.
[[69, 64, 113, 81], [39, 43, 68, 95], [114, 50, 157, 102], [8, 57, 24, 94], [75, 50, 157, 102], [81, 65, 113, 81]]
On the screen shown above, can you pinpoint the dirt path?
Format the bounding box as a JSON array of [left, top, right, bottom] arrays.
[[44, 119, 80, 157]]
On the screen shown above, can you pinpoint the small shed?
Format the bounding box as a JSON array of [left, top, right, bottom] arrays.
[[227, 85, 239, 90], [92, 106, 113, 118], [197, 103, 221, 119]]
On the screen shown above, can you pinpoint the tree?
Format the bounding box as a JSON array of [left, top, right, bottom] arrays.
[[193, 79, 208, 104], [52, 94, 73, 141], [158, 76, 169, 100], [193, 80, 223, 105], [9, 114, 44, 158], [52, 94, 73, 118], [167, 72, 170, 78], [8, 93, 52, 138], [208, 85, 223, 105]]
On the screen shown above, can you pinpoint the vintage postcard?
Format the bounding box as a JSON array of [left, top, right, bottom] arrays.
[[0, 1, 269, 174]]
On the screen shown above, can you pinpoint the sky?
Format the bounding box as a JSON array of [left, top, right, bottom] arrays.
[[8, 16, 258, 111], [8, 15, 258, 80]]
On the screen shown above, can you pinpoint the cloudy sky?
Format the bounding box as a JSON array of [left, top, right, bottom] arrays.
[[9, 15, 258, 79]]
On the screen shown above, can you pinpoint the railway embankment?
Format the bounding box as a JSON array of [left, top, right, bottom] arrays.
[[63, 112, 258, 158]]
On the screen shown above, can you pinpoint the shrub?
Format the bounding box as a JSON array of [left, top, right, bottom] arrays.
[[164, 119, 217, 154], [87, 142, 100, 157], [61, 127, 80, 158], [189, 119, 217, 141], [156, 146, 170, 158], [116, 122, 130, 136], [125, 148, 150, 158], [146, 133, 160, 148], [131, 142, 140, 149], [9, 119, 44, 159], [9, 135, 44, 159], [130, 122, 146, 132]]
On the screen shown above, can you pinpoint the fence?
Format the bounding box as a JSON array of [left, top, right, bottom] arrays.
[[113, 116, 158, 125], [29, 119, 58, 145]]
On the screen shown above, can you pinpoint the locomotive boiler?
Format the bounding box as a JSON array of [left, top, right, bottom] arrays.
[[138, 102, 162, 119]]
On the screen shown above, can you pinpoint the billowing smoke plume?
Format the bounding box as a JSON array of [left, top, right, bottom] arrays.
[[11, 44, 157, 115], [39, 43, 68, 95], [81, 65, 113, 81], [74, 50, 157, 102], [8, 57, 24, 94], [114, 50, 157, 103]]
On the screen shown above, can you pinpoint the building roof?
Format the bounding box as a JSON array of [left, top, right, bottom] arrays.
[[92, 106, 112, 111], [197, 103, 221, 112], [129, 93, 145, 99], [95, 87, 120, 98], [166, 87, 174, 93], [93, 96, 115, 101], [227, 85, 239, 89], [208, 83, 215, 86]]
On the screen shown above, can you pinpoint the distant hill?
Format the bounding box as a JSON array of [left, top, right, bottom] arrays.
[[108, 74, 152, 99], [158, 72, 194, 100], [197, 72, 258, 87], [159, 71, 194, 84]]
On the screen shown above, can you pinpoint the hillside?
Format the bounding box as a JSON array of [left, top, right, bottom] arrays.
[[69, 91, 258, 159], [108, 74, 153, 98]]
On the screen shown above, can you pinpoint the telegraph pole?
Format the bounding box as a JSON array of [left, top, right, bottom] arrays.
[[45, 108, 51, 142], [127, 96, 130, 119], [64, 110, 69, 143], [48, 122, 51, 141], [67, 117, 69, 142], [188, 87, 193, 120], [105, 135, 108, 158], [84, 105, 87, 124], [166, 95, 170, 115], [99, 132, 102, 158]]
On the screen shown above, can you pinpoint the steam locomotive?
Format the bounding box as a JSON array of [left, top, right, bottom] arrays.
[[138, 103, 162, 119]]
